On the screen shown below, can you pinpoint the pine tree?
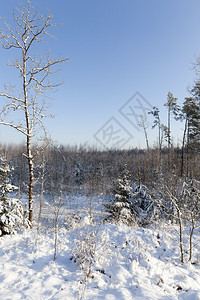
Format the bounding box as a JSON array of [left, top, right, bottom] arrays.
[[164, 91, 181, 148], [148, 106, 165, 168], [183, 85, 200, 149], [181, 90, 200, 176], [105, 164, 136, 226], [0, 156, 29, 236]]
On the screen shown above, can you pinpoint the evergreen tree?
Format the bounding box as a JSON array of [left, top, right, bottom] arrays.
[[164, 91, 181, 148], [105, 164, 136, 226], [0, 157, 10, 201], [148, 106, 166, 168], [183, 84, 200, 149], [0, 157, 29, 236]]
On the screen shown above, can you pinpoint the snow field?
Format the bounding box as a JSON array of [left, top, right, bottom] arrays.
[[1, 219, 200, 299]]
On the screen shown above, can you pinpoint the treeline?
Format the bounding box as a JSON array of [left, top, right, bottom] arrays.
[[1, 142, 199, 197]]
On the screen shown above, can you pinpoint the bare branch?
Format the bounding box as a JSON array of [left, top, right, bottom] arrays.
[[0, 121, 28, 136], [0, 92, 24, 104], [0, 17, 23, 49]]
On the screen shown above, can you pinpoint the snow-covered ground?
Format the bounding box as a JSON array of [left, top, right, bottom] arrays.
[[1, 215, 200, 300]]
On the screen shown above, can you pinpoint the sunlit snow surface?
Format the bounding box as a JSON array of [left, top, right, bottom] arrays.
[[0, 195, 200, 299]]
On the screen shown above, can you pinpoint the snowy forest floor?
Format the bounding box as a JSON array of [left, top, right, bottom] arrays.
[[1, 195, 200, 299]]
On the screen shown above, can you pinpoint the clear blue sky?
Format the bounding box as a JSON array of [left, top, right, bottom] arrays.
[[0, 0, 200, 149]]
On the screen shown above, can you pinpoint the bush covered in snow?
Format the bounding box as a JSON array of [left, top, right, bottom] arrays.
[[0, 157, 29, 236], [105, 164, 137, 226], [131, 184, 158, 225], [0, 198, 27, 236], [105, 164, 159, 226]]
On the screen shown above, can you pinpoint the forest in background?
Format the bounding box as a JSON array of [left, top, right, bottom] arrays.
[[0, 141, 199, 196]]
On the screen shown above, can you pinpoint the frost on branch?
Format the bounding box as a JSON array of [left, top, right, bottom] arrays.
[[0, 157, 30, 236]]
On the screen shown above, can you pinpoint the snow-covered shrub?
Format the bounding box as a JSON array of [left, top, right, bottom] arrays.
[[156, 177, 200, 224], [0, 197, 28, 236], [72, 223, 98, 300], [131, 184, 158, 225], [155, 178, 200, 263], [0, 156, 29, 236], [73, 225, 96, 272], [64, 212, 82, 230], [105, 163, 160, 226], [105, 164, 137, 226], [178, 179, 200, 262], [180, 179, 200, 216]]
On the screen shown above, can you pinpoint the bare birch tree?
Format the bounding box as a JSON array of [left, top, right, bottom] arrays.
[[0, 0, 68, 226]]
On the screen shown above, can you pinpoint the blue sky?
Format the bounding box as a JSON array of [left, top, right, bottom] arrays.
[[0, 0, 200, 149]]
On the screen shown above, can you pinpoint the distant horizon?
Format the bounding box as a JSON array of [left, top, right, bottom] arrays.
[[0, 138, 185, 152]]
